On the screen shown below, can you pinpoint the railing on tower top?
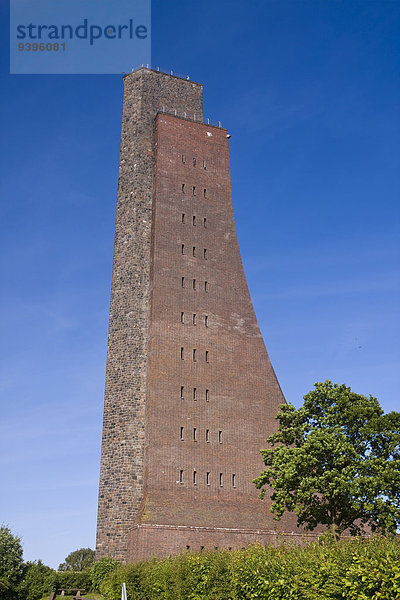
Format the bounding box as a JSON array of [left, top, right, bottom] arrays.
[[125, 64, 224, 129], [159, 106, 223, 129]]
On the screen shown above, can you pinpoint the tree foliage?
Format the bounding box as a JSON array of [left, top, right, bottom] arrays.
[[58, 548, 95, 572], [90, 556, 120, 591], [19, 560, 55, 600], [0, 526, 24, 590], [254, 380, 400, 539]]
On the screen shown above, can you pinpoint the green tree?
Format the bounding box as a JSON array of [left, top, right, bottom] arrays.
[[18, 560, 55, 600], [0, 526, 24, 596], [254, 380, 400, 540], [58, 548, 95, 572]]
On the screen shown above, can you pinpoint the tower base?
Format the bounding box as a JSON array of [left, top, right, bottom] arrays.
[[127, 523, 319, 562]]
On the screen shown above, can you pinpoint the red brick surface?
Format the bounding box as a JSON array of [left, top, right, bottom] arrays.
[[97, 69, 304, 564]]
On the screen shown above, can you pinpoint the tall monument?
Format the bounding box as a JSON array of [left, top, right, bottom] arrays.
[[96, 67, 299, 563]]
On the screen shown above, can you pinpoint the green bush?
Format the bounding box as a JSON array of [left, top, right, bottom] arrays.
[[18, 560, 55, 600], [91, 557, 120, 592], [99, 536, 400, 600]]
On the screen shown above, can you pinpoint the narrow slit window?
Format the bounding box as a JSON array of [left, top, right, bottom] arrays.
[[193, 158, 196, 167], [218, 430, 222, 443], [205, 315, 208, 327], [180, 427, 184, 440], [193, 387, 197, 401], [193, 428, 197, 441], [181, 154, 185, 164], [181, 244, 185, 255], [205, 429, 210, 443], [232, 474, 236, 487], [203, 188, 207, 198], [180, 386, 184, 399], [193, 279, 196, 290], [193, 349, 197, 362], [193, 470, 197, 484], [193, 215, 196, 226], [180, 347, 184, 360], [182, 183, 185, 193], [193, 313, 196, 325], [182, 213, 185, 223], [192, 246, 196, 257], [205, 281, 208, 292], [203, 160, 206, 170], [192, 186, 196, 196], [203, 217, 207, 228], [205, 350, 209, 363], [181, 276, 185, 288], [203, 248, 207, 260], [180, 469, 184, 484], [206, 472, 210, 485], [206, 389, 209, 402], [219, 473, 223, 487], [181, 312, 184, 323]]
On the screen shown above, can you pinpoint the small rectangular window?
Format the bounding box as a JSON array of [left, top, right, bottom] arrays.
[[206, 389, 209, 402], [180, 427, 184, 440], [204, 281, 208, 292], [186, 545, 190, 550], [181, 312, 184, 323], [193, 470, 197, 484], [193, 349, 197, 362], [205, 315, 208, 327], [205, 429, 210, 443], [203, 217, 207, 228], [203, 160, 207, 170], [192, 246, 196, 257], [219, 473, 223, 487], [193, 313, 196, 325], [205, 350, 209, 363], [181, 276, 185, 288], [218, 430, 222, 443], [203, 248, 207, 260], [180, 347, 184, 360], [193, 279, 196, 290], [180, 469, 184, 484], [182, 154, 186, 164], [203, 188, 207, 198], [181, 244, 185, 255], [193, 428, 197, 441], [232, 474, 236, 487], [180, 386, 184, 399], [182, 183, 185, 193], [193, 215, 196, 226], [193, 158, 196, 167], [193, 387, 197, 401], [192, 186, 196, 196], [182, 213, 185, 223], [206, 472, 210, 485]]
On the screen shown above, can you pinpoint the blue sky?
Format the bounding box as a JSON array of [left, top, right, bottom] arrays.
[[0, 0, 399, 568]]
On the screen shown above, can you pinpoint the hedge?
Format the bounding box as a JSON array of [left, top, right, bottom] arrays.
[[50, 570, 92, 592], [100, 535, 400, 600]]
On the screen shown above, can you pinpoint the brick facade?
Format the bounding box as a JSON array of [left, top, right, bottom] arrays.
[[96, 68, 302, 563]]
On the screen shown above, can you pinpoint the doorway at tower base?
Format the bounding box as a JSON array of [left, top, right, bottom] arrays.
[[126, 523, 319, 562]]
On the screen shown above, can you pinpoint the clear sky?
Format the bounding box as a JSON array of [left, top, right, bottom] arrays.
[[0, 0, 399, 569]]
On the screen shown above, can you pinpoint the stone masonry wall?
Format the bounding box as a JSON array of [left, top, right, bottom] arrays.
[[96, 69, 203, 560]]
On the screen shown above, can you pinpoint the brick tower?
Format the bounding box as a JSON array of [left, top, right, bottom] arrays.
[[96, 67, 299, 563]]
